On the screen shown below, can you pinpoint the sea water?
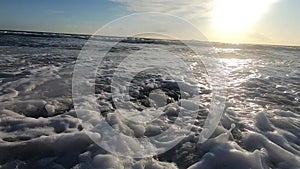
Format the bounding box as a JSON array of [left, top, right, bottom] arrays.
[[0, 30, 299, 169]]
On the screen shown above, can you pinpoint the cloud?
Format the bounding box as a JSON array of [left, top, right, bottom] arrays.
[[110, 0, 213, 19], [248, 32, 273, 43], [107, 0, 215, 40], [47, 10, 65, 14]]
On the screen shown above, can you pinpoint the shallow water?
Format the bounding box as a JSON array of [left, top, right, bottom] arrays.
[[0, 30, 299, 169]]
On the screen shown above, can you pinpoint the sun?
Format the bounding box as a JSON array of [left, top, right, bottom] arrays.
[[213, 0, 277, 33]]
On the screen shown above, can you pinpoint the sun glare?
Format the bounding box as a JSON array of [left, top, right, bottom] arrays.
[[213, 0, 276, 33]]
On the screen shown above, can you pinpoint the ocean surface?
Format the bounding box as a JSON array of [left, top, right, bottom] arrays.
[[0, 30, 299, 169]]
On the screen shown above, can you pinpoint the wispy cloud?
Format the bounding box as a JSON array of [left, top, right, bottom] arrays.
[[110, 0, 213, 20], [47, 10, 65, 14], [248, 32, 273, 43]]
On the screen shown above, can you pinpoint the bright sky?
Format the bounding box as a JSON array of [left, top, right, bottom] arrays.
[[1, 0, 299, 46]]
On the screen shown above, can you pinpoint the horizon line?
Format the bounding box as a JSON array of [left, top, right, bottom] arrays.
[[1, 29, 299, 48]]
